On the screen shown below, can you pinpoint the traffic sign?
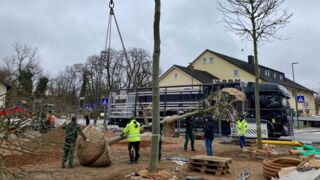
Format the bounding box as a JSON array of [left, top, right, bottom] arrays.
[[102, 97, 108, 106], [297, 96, 304, 103], [84, 104, 90, 110], [93, 103, 97, 108]]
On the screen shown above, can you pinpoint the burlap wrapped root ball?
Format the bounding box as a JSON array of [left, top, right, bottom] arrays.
[[163, 115, 178, 137], [76, 125, 111, 167]]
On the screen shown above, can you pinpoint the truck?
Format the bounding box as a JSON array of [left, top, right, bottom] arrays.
[[107, 79, 293, 138]]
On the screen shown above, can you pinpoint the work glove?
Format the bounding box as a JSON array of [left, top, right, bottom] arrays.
[[120, 131, 125, 137], [86, 138, 90, 143]]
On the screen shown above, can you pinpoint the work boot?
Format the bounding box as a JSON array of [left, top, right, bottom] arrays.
[[67, 165, 74, 168], [61, 163, 66, 168], [128, 161, 135, 164], [192, 149, 196, 152]]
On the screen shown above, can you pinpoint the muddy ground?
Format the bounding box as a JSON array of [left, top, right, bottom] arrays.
[[2, 129, 295, 180]]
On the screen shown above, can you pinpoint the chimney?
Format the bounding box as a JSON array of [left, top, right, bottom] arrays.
[[248, 55, 254, 65], [187, 64, 194, 70]]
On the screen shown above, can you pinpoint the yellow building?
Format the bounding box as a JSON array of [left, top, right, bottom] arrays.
[[160, 49, 316, 116]]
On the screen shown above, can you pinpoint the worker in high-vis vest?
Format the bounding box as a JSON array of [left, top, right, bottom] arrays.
[[123, 116, 141, 164], [237, 115, 248, 149]]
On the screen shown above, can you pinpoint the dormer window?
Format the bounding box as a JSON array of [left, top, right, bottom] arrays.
[[274, 73, 277, 78], [280, 75, 283, 80]]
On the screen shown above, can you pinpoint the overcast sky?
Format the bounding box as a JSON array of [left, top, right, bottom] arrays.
[[0, 0, 319, 90]]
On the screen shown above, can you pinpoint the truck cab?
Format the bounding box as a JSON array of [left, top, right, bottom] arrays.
[[245, 82, 292, 137]]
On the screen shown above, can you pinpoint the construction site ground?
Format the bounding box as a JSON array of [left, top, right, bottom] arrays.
[[3, 127, 296, 180]]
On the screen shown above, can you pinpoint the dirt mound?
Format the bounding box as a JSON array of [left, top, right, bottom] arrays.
[[23, 125, 85, 150], [3, 150, 62, 168]]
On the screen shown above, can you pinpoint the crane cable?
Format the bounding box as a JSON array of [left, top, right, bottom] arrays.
[[103, 0, 131, 76]]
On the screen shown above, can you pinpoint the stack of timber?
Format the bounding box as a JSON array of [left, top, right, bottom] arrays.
[[188, 155, 232, 175]]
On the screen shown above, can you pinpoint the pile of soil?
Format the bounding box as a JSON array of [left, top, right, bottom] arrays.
[[3, 150, 62, 168], [23, 125, 85, 150]]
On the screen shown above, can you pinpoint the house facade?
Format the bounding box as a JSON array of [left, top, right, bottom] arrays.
[[159, 49, 316, 116]]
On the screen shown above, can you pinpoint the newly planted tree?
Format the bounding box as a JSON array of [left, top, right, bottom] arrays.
[[218, 0, 292, 148], [149, 0, 161, 172]]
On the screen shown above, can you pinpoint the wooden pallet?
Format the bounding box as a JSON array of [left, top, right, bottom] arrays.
[[188, 162, 229, 171], [188, 156, 232, 175], [190, 156, 232, 166], [188, 164, 231, 175]]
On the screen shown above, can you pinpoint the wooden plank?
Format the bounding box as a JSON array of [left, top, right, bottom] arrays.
[[190, 155, 232, 163], [189, 159, 228, 166]]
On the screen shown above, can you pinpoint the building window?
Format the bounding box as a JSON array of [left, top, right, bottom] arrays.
[[202, 58, 207, 64], [274, 73, 277, 78], [292, 90, 295, 97], [280, 75, 283, 80], [174, 72, 177, 79], [265, 70, 270, 77], [233, 69, 239, 77], [209, 57, 214, 63]]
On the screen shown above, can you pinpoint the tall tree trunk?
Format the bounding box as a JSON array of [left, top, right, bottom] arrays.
[[149, 0, 161, 172], [253, 38, 262, 149]]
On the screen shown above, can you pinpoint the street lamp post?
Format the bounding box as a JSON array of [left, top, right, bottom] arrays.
[[292, 62, 299, 129]]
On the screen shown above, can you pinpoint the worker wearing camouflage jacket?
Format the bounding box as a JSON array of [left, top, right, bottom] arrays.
[[237, 115, 248, 149], [123, 117, 141, 164], [61, 116, 88, 168]]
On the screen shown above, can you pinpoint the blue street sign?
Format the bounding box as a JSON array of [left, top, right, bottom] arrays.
[[84, 104, 90, 110], [93, 103, 97, 108], [297, 96, 304, 103], [102, 97, 108, 106]]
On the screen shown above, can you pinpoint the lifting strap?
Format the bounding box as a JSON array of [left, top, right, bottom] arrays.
[[102, 0, 131, 76]]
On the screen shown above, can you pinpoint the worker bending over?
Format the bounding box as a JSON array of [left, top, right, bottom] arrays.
[[123, 116, 141, 164]]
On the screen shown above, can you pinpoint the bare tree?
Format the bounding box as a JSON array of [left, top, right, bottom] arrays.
[[0, 43, 44, 106], [218, 0, 292, 148], [124, 48, 152, 88]]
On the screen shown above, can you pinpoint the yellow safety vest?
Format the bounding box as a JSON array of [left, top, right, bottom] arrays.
[[124, 120, 141, 142], [237, 119, 248, 135]]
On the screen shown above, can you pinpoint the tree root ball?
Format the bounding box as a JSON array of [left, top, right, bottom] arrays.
[[163, 115, 178, 137], [76, 125, 111, 167]]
